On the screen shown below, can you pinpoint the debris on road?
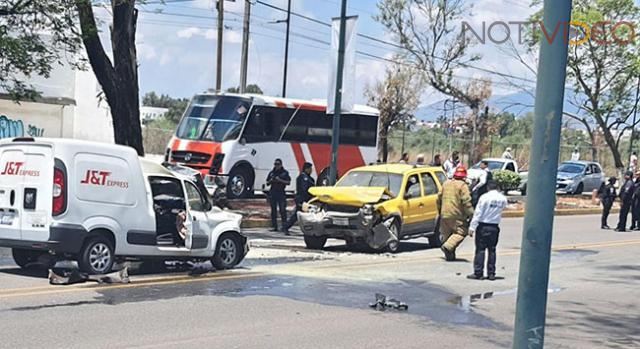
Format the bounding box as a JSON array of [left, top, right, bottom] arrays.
[[369, 293, 408, 311], [48, 267, 130, 285]]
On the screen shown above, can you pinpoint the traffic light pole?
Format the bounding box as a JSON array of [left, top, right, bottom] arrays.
[[512, 0, 573, 348], [328, 0, 348, 185]]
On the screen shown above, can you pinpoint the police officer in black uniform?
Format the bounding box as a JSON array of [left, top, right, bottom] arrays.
[[283, 162, 315, 235], [598, 177, 617, 229], [266, 159, 291, 232], [615, 171, 634, 232]]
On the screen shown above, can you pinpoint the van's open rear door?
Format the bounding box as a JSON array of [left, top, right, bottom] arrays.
[[0, 142, 54, 243]]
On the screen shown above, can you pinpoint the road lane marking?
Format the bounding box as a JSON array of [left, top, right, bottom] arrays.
[[0, 271, 264, 299], [2, 238, 639, 300]]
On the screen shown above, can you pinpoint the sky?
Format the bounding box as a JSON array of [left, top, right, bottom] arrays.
[[92, 0, 540, 108]]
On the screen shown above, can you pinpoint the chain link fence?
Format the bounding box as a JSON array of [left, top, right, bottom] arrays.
[[387, 130, 631, 175]]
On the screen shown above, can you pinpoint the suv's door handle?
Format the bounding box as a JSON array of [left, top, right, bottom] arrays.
[[193, 216, 197, 221], [419, 203, 424, 208]]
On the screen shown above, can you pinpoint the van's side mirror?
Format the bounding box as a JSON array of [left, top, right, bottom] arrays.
[[240, 138, 247, 146], [204, 202, 213, 211], [404, 192, 412, 200]]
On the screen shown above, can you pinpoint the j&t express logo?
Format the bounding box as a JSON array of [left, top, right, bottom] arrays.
[[81, 169, 129, 188], [0, 162, 40, 177]]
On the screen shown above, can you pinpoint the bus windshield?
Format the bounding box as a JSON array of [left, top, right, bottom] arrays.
[[176, 95, 251, 142]]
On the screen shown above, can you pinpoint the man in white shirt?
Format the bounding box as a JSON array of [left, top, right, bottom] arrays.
[[471, 160, 492, 207], [443, 151, 461, 179], [571, 147, 580, 161], [502, 147, 513, 160], [467, 181, 508, 281]]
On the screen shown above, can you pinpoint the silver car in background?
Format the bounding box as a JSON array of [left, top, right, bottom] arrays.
[[556, 161, 604, 195]]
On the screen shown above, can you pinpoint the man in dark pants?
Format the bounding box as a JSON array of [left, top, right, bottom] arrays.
[[598, 177, 617, 229], [283, 162, 315, 235], [631, 173, 640, 230], [467, 181, 507, 281], [615, 171, 635, 232], [266, 159, 291, 232]]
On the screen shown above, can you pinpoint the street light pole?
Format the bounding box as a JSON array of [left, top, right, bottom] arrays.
[[239, 0, 251, 94], [281, 0, 292, 97], [512, 0, 573, 348], [328, 0, 348, 185], [215, 0, 225, 92]]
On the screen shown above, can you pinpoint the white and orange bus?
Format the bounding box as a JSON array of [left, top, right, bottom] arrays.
[[165, 93, 379, 199]]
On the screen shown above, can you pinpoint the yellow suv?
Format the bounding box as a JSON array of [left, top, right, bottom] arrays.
[[298, 164, 446, 252]]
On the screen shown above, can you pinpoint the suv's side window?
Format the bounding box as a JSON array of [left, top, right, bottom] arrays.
[[421, 173, 439, 196], [435, 171, 447, 186], [185, 182, 206, 211], [405, 174, 421, 198], [592, 164, 601, 174], [505, 162, 516, 172]]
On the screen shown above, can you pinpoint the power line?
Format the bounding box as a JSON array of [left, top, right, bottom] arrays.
[[254, 0, 537, 84]]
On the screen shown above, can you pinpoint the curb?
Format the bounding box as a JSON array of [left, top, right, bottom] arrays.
[[241, 208, 616, 228]]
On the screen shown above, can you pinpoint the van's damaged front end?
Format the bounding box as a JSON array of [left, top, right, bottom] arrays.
[[297, 187, 398, 250]]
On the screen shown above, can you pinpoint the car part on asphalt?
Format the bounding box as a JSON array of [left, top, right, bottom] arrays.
[[49, 266, 130, 285], [369, 293, 408, 311]]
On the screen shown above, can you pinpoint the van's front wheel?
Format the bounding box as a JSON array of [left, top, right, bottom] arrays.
[[78, 236, 115, 275], [212, 233, 242, 270]]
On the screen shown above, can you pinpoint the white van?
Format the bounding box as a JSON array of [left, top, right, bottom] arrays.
[[0, 138, 248, 274]]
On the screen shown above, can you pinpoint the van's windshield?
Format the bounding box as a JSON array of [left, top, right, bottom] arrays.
[[176, 95, 251, 142]]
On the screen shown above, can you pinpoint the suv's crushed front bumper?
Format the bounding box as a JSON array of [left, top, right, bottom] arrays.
[[297, 210, 395, 250]]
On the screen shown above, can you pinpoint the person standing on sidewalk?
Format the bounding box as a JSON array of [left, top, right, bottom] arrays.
[[437, 166, 474, 261], [631, 172, 640, 230], [467, 181, 508, 281], [283, 162, 315, 235], [598, 177, 617, 229], [615, 171, 634, 232], [266, 159, 291, 232]]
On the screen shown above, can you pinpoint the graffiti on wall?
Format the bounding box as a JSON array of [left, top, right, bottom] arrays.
[[0, 115, 45, 139]]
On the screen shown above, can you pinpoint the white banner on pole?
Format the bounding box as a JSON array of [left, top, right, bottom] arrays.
[[327, 15, 358, 115]]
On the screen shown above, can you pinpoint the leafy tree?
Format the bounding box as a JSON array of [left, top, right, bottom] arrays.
[[0, 0, 82, 100], [376, 0, 493, 162], [365, 60, 423, 162], [76, 0, 145, 155], [142, 92, 189, 124], [525, 0, 640, 168], [226, 84, 264, 94]]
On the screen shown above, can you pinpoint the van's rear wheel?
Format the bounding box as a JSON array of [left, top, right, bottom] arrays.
[[212, 233, 242, 270], [12, 249, 41, 269], [79, 236, 115, 275]]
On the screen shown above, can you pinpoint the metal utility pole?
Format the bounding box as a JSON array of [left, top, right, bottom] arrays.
[[328, 0, 348, 185], [512, 0, 572, 348], [281, 0, 292, 97], [215, 0, 225, 92], [627, 77, 640, 157], [239, 0, 251, 93]]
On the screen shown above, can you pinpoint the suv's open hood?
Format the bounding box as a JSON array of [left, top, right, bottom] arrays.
[[309, 186, 392, 206]]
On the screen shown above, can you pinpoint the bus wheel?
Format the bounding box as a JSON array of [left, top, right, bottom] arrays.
[[227, 166, 253, 199]]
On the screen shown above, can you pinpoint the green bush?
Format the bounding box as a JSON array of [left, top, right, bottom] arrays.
[[492, 170, 521, 191]]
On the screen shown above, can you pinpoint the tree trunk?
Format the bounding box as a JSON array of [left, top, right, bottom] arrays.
[[601, 127, 624, 169], [76, 0, 144, 156]]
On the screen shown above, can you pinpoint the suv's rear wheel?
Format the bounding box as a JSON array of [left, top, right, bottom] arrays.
[[12, 249, 42, 269], [212, 233, 242, 270], [79, 236, 115, 275], [304, 235, 327, 250], [428, 218, 443, 248]]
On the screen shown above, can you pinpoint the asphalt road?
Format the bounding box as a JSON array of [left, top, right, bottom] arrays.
[[0, 215, 639, 348]]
